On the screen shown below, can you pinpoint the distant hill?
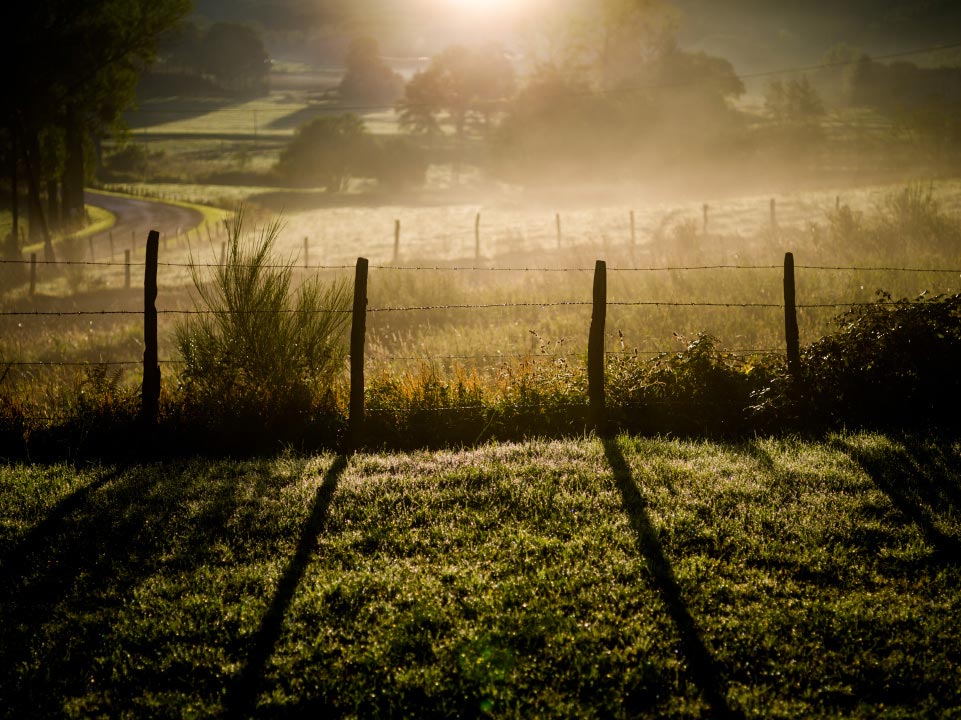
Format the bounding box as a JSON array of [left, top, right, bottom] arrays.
[[675, 0, 961, 71]]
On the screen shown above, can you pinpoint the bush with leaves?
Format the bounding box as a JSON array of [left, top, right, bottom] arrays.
[[175, 212, 351, 436], [802, 291, 961, 427], [609, 334, 773, 434]]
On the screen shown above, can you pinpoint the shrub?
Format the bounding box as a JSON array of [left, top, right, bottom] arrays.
[[802, 291, 961, 427], [174, 210, 351, 435]]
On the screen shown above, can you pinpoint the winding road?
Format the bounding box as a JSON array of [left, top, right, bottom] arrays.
[[84, 189, 206, 257]]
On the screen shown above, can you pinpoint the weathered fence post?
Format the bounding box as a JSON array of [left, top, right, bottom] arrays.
[[141, 230, 161, 431], [588, 260, 607, 432], [304, 237, 309, 269], [124, 249, 131, 289], [475, 212, 481, 260], [131, 230, 136, 257], [556, 213, 562, 248], [703, 203, 710, 234], [784, 252, 801, 381], [393, 219, 400, 262], [349, 258, 369, 449], [29, 252, 37, 296], [630, 210, 636, 246]]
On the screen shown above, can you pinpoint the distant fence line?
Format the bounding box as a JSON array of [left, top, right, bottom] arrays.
[[5, 228, 960, 436]]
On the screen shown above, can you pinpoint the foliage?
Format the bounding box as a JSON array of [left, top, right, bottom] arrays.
[[175, 210, 351, 431], [197, 23, 271, 96], [398, 45, 516, 141], [338, 36, 404, 104], [802, 291, 961, 427], [366, 137, 429, 191], [764, 76, 826, 125], [277, 114, 372, 191]]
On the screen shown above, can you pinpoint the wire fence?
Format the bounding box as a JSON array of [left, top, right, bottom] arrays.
[[2, 257, 954, 373]]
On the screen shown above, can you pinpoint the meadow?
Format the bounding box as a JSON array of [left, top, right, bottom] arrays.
[[1, 433, 958, 718], [3, 179, 960, 426]]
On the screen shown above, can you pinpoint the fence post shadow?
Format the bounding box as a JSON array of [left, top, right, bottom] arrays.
[[830, 436, 961, 563], [224, 455, 348, 719], [0, 464, 129, 581], [601, 438, 742, 720]]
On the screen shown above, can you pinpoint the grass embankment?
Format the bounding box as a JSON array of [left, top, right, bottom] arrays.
[[1, 433, 959, 718], [2, 205, 117, 256]]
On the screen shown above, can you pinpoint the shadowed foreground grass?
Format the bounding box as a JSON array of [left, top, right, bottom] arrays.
[[0, 433, 959, 718]]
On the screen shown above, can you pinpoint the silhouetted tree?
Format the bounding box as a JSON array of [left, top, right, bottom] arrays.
[[338, 37, 403, 104], [0, 0, 190, 255], [398, 45, 515, 141], [277, 114, 373, 192], [199, 23, 271, 95]]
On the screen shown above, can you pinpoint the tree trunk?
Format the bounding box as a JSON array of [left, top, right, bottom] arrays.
[[18, 114, 54, 260], [63, 111, 86, 227], [9, 123, 19, 254], [46, 179, 60, 231]]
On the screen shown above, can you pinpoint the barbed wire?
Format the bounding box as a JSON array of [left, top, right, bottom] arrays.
[[0, 300, 908, 318], [6, 258, 961, 273]]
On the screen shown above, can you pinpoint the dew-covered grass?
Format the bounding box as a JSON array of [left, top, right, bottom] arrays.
[[1, 433, 959, 718]]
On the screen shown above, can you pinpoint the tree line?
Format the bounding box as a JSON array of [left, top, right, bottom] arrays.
[[0, 0, 190, 260]]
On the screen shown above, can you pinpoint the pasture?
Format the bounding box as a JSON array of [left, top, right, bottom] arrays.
[[1, 433, 959, 717], [3, 179, 960, 425]]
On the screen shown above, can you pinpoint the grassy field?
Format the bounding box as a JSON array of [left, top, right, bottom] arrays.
[[1, 432, 959, 718], [2, 178, 960, 422]]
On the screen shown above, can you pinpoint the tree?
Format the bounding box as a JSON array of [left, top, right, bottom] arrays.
[[338, 37, 403, 104], [198, 23, 271, 96], [277, 114, 373, 192], [398, 45, 515, 142], [0, 0, 191, 256], [764, 77, 826, 125]]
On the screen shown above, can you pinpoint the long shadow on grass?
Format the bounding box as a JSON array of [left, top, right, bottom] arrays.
[[224, 455, 348, 719], [0, 461, 252, 718], [832, 435, 961, 563], [0, 464, 128, 579], [603, 438, 743, 720]]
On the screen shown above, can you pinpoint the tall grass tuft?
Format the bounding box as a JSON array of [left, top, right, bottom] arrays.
[[175, 209, 351, 438]]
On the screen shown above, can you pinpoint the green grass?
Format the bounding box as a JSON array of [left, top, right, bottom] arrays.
[[1, 433, 959, 717]]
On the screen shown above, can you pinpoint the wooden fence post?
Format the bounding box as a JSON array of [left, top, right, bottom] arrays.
[[131, 230, 136, 257], [784, 252, 801, 380], [556, 213, 562, 248], [124, 249, 131, 289], [349, 258, 369, 449], [630, 210, 636, 246], [475, 213, 481, 260], [393, 220, 400, 262], [141, 230, 161, 431], [703, 203, 710, 234], [304, 237, 309, 268], [29, 252, 36, 296], [588, 260, 607, 431]]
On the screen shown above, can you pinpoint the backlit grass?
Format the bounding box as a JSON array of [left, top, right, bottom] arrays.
[[1, 433, 958, 717]]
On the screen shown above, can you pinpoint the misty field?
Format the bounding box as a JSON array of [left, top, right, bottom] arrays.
[[3, 179, 961, 422], [1, 433, 959, 718]]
